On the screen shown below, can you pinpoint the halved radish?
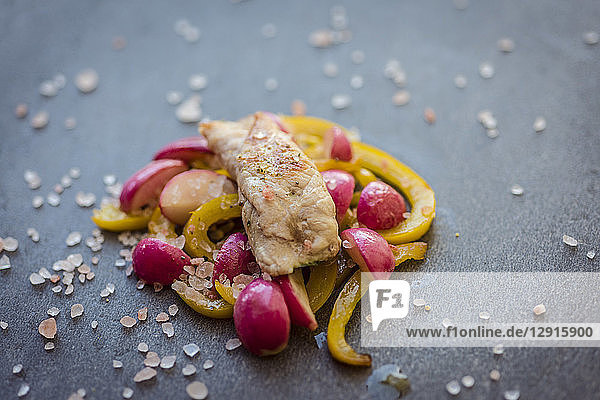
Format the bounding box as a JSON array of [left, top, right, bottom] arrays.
[[132, 237, 191, 284], [357, 181, 406, 230], [153, 136, 213, 163], [234, 279, 290, 356], [341, 228, 395, 280], [321, 170, 355, 223], [213, 232, 255, 283], [323, 126, 353, 161], [159, 169, 236, 225], [276, 269, 317, 330], [120, 159, 188, 213]]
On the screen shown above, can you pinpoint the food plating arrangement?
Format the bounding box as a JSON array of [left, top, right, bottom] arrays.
[[91, 112, 435, 366]]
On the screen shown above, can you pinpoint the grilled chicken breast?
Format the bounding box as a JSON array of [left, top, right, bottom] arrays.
[[200, 113, 340, 276]]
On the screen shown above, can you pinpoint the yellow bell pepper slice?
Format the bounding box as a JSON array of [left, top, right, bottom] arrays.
[[178, 290, 233, 319], [328, 242, 427, 367], [214, 169, 231, 178], [281, 115, 355, 141], [214, 281, 236, 305], [147, 207, 178, 239], [91, 203, 152, 232], [391, 241, 428, 266], [282, 114, 435, 245], [183, 194, 242, 260], [327, 270, 371, 367], [306, 260, 338, 312]]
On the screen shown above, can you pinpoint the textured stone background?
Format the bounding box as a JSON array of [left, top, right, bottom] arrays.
[[0, 0, 599, 399]]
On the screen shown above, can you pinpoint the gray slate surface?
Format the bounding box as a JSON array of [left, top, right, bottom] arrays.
[[1, 0, 599, 399]]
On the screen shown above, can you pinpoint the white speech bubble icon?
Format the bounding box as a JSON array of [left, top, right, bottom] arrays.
[[369, 279, 410, 331]]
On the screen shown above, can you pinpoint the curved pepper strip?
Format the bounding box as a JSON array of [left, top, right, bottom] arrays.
[[306, 260, 338, 312], [328, 242, 428, 366], [183, 194, 242, 260], [91, 203, 152, 232], [282, 114, 435, 245], [147, 207, 178, 239], [327, 270, 371, 367], [173, 283, 234, 319], [214, 281, 236, 305], [281, 115, 355, 141], [391, 242, 428, 266]]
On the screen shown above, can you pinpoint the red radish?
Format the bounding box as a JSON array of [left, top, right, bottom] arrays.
[[153, 136, 214, 163], [276, 269, 317, 331], [120, 159, 188, 213], [323, 126, 353, 161], [340, 228, 395, 280], [262, 111, 289, 133], [321, 170, 355, 223], [357, 181, 406, 230], [233, 279, 290, 356], [213, 232, 255, 283], [132, 238, 191, 284], [159, 170, 236, 225]]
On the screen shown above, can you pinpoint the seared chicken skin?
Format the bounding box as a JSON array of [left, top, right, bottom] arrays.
[[200, 113, 340, 276]]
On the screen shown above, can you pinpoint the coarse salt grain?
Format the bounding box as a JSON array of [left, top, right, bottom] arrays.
[[392, 90, 410, 106], [446, 380, 460, 395], [479, 62, 495, 79], [120, 316, 136, 328], [3, 237, 19, 251], [138, 307, 148, 321], [133, 367, 156, 382], [490, 369, 501, 381], [69, 304, 84, 318], [156, 312, 169, 322], [493, 344, 505, 355], [31, 111, 49, 129], [160, 355, 177, 369], [331, 94, 351, 110], [562, 235, 578, 247], [182, 364, 197, 376], [176, 96, 203, 123], [144, 354, 161, 367], [461, 375, 475, 388], [186, 381, 208, 400], [225, 338, 242, 351], [38, 317, 57, 339], [533, 304, 546, 315], [0, 255, 11, 270], [17, 383, 30, 397], [66, 232, 82, 246], [162, 322, 175, 337], [75, 69, 99, 93], [183, 343, 200, 357], [47, 307, 60, 316], [510, 184, 524, 196], [30, 273, 45, 285]]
